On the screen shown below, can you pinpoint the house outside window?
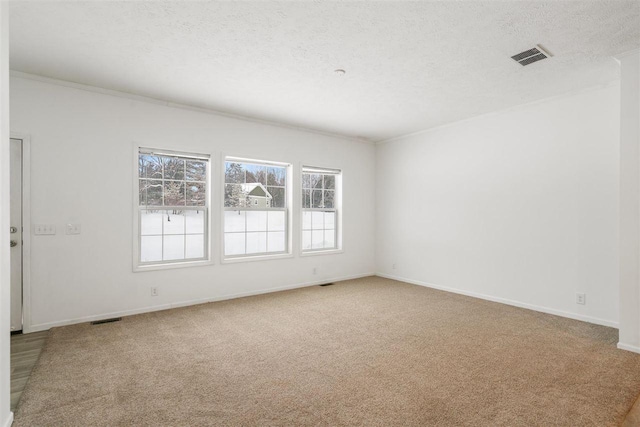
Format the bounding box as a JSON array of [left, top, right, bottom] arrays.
[[224, 158, 289, 258]]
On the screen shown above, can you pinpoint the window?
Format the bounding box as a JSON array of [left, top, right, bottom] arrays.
[[137, 148, 209, 267], [224, 158, 289, 258], [302, 166, 341, 252]]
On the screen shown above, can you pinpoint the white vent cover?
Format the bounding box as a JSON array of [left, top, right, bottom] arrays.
[[511, 45, 552, 66]]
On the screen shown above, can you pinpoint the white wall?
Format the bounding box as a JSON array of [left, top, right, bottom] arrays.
[[10, 75, 376, 331], [376, 84, 620, 327], [618, 49, 640, 353], [0, 4, 11, 427]]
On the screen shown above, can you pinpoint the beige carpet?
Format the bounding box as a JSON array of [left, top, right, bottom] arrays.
[[13, 277, 640, 426]]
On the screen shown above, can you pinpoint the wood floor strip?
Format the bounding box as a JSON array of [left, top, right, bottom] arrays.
[[10, 331, 49, 411]]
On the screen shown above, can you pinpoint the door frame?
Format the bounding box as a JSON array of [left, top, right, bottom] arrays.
[[10, 132, 31, 333]]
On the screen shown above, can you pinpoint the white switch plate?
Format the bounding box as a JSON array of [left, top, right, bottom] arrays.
[[34, 224, 56, 235], [576, 292, 586, 305], [66, 224, 81, 235]]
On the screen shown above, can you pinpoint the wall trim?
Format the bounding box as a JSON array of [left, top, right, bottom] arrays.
[[2, 412, 13, 427], [614, 48, 640, 61], [376, 272, 619, 329], [617, 342, 640, 354], [28, 272, 375, 332], [10, 71, 373, 146], [375, 80, 619, 145]]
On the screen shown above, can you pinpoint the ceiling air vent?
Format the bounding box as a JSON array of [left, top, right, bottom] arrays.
[[511, 45, 552, 66]]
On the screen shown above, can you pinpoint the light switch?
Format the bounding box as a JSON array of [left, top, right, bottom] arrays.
[[66, 224, 81, 235], [34, 224, 56, 235]]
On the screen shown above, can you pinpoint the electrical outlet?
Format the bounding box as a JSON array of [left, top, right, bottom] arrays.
[[576, 292, 586, 305], [392, 263, 397, 270], [151, 287, 159, 297], [312, 267, 317, 275]]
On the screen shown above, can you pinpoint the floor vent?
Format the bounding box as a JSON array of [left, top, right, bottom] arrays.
[[511, 45, 552, 66], [319, 283, 334, 287], [91, 317, 122, 325]]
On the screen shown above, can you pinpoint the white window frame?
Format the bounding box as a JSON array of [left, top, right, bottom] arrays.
[[133, 144, 213, 272], [300, 165, 343, 256], [221, 156, 292, 263]]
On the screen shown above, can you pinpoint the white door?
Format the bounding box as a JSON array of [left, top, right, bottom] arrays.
[[10, 138, 23, 332]]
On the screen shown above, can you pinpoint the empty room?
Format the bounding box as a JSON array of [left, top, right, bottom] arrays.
[[1, 1, 640, 426]]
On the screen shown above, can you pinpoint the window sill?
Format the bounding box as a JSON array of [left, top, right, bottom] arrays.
[[134, 259, 213, 273], [222, 253, 294, 264], [300, 249, 344, 257]]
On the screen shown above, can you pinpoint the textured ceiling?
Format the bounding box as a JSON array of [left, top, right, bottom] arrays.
[[8, 1, 640, 142]]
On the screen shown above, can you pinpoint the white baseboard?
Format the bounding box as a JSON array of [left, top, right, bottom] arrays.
[[2, 412, 13, 427], [376, 272, 619, 329], [28, 272, 375, 332], [617, 342, 640, 354]]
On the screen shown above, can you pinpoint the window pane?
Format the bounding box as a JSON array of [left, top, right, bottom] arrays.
[[325, 229, 336, 249], [163, 157, 185, 180], [268, 187, 285, 208], [138, 155, 147, 178], [325, 212, 336, 229], [267, 232, 285, 252], [246, 232, 267, 254], [163, 235, 185, 260], [267, 167, 286, 186], [268, 211, 286, 232], [312, 190, 323, 208], [324, 174, 335, 190], [224, 211, 245, 232], [138, 150, 210, 266], [164, 210, 185, 235], [311, 174, 323, 189], [324, 190, 335, 208], [186, 182, 206, 206], [139, 179, 163, 206], [246, 211, 267, 232], [185, 160, 206, 182], [245, 164, 266, 184], [225, 162, 245, 183], [186, 234, 204, 259], [312, 212, 324, 230], [301, 168, 340, 253], [224, 158, 289, 258], [185, 210, 205, 234], [225, 233, 245, 256], [141, 236, 162, 262], [311, 230, 324, 249], [302, 231, 312, 250], [139, 155, 162, 179], [302, 211, 312, 230], [140, 210, 162, 236], [163, 181, 185, 206], [225, 184, 245, 207], [302, 189, 311, 208]]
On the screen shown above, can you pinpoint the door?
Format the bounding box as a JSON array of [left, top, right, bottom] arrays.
[[10, 138, 23, 332]]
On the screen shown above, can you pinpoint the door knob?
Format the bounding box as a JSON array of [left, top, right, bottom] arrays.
[[9, 226, 17, 234], [10, 240, 17, 247]]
